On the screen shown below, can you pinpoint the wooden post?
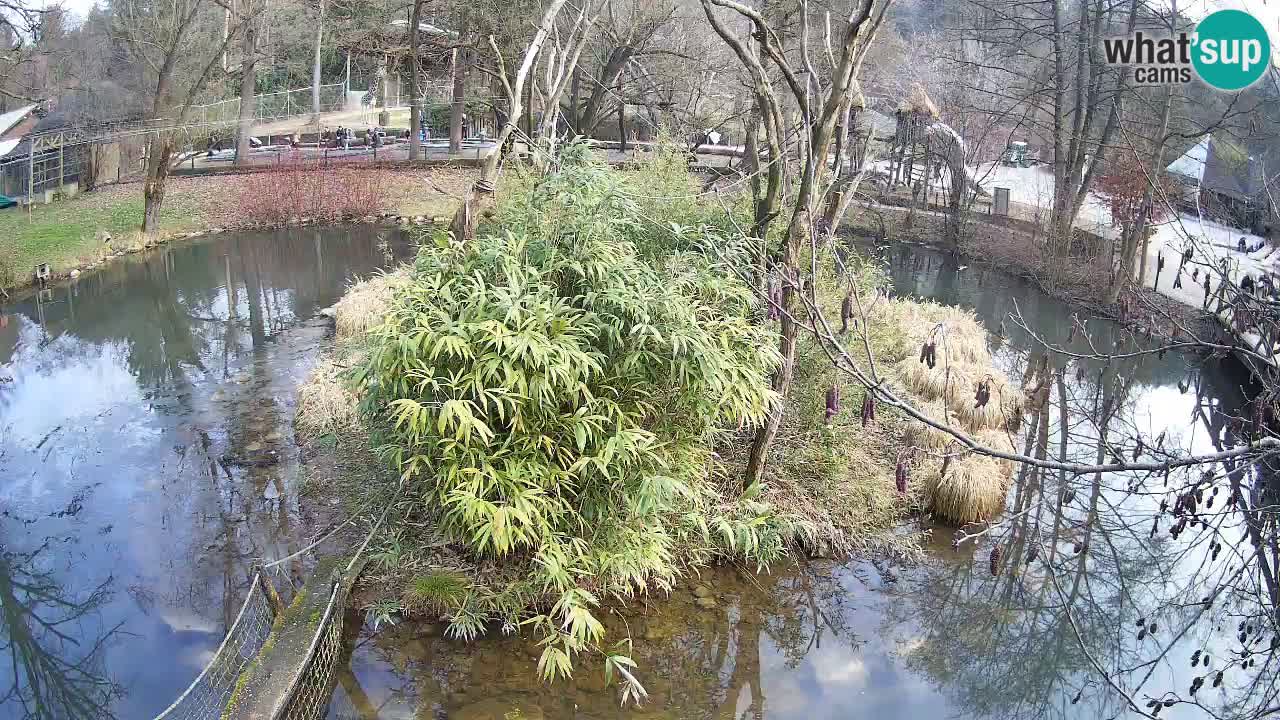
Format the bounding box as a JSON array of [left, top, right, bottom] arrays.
[[27, 147, 34, 218], [618, 104, 627, 153], [255, 565, 287, 615], [58, 145, 64, 194]]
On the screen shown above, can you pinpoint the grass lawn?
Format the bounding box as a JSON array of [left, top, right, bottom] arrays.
[[0, 184, 206, 276], [0, 167, 474, 289]]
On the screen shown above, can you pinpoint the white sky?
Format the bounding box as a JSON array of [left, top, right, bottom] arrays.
[[38, 0, 1280, 68]]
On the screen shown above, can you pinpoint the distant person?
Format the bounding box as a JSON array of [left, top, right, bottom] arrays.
[[1239, 237, 1247, 252]]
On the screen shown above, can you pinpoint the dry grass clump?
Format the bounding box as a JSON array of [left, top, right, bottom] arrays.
[[922, 449, 1011, 524], [883, 299, 990, 366], [922, 428, 1018, 525], [888, 297, 1020, 524], [904, 400, 961, 453], [952, 374, 1023, 434], [334, 268, 410, 340], [899, 357, 975, 403], [296, 358, 360, 439]]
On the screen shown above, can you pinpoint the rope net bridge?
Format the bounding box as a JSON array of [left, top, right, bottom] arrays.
[[153, 509, 386, 720]]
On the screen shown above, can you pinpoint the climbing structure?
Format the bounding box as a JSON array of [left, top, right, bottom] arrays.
[[886, 84, 986, 204], [887, 84, 940, 191]]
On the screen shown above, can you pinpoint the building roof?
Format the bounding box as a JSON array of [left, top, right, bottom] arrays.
[[1166, 137, 1209, 182], [1166, 134, 1267, 202], [0, 104, 37, 138]]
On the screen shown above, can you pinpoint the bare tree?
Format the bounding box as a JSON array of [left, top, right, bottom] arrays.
[[701, 0, 889, 489], [311, 0, 327, 118], [447, 0, 581, 243], [407, 0, 425, 160], [532, 2, 597, 159], [566, 0, 674, 136], [112, 0, 246, 233], [449, 8, 468, 153], [235, 0, 262, 165]]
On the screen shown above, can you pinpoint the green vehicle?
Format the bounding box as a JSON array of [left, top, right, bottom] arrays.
[[0, 194, 16, 209], [1001, 141, 1032, 168]]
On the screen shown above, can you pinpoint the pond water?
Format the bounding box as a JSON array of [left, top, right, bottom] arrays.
[[2, 232, 1274, 720], [0, 226, 412, 720], [328, 242, 1277, 720]]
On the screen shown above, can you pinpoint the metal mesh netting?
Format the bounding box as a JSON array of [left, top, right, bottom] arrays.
[[273, 582, 348, 720], [321, 683, 365, 720], [189, 84, 347, 126], [153, 574, 276, 720]]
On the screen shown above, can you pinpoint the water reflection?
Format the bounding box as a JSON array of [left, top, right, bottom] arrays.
[[877, 242, 1278, 720], [337, 561, 950, 720], [335, 241, 1275, 720], [0, 512, 123, 720], [0, 226, 411, 719]]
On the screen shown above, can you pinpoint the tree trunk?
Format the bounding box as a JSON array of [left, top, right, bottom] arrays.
[[407, 0, 423, 161], [142, 135, 174, 235], [744, 281, 799, 488], [522, 70, 534, 140], [311, 0, 325, 118], [1137, 231, 1151, 286], [568, 68, 581, 131], [449, 25, 466, 153], [235, 13, 257, 166], [577, 47, 630, 135], [448, 0, 570, 243], [1107, 87, 1173, 303]]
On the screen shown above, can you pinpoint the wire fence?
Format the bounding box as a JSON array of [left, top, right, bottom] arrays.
[[272, 581, 349, 720], [191, 83, 348, 126], [0, 144, 86, 202], [152, 573, 277, 720]]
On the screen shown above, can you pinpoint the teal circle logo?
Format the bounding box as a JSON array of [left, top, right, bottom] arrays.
[[1192, 9, 1271, 90]]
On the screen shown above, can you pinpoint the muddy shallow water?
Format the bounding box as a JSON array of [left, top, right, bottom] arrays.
[[0, 226, 412, 719], [329, 242, 1272, 720]]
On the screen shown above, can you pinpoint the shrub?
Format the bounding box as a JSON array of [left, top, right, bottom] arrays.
[[234, 157, 389, 226], [1097, 147, 1175, 232], [355, 147, 796, 684], [490, 140, 752, 261]]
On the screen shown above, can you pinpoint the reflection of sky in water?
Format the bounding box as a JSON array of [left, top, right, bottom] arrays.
[[0, 227, 409, 719], [757, 571, 956, 719], [1, 320, 144, 501], [877, 244, 1266, 720], [334, 242, 1268, 720]]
